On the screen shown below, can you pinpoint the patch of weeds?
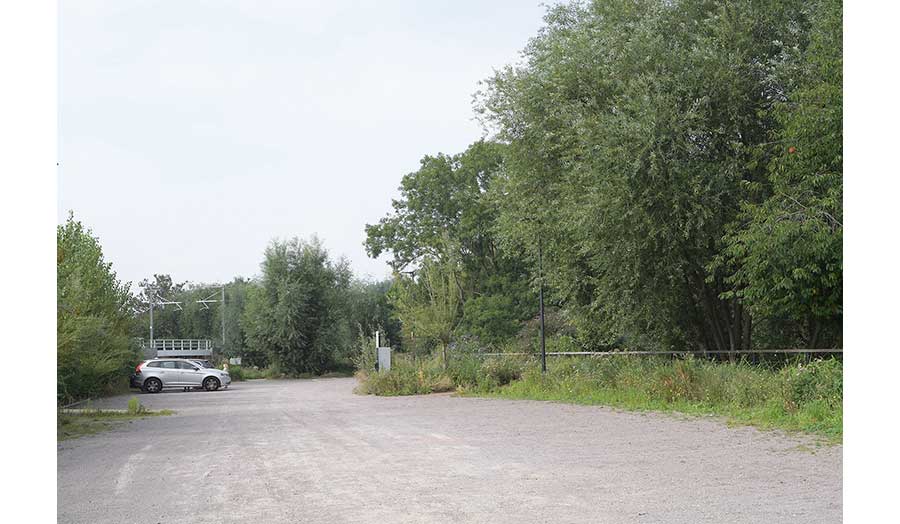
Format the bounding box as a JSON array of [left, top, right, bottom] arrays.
[[468, 356, 843, 442], [57, 406, 174, 441]]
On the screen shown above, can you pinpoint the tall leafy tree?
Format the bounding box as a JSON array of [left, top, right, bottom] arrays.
[[478, 0, 824, 352], [345, 278, 402, 349], [366, 141, 534, 348], [132, 274, 188, 340], [242, 237, 353, 374], [718, 0, 842, 347], [365, 140, 506, 275], [57, 213, 137, 402]]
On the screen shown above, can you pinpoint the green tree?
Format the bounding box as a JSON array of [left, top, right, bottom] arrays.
[[389, 257, 462, 368], [345, 278, 402, 349], [366, 140, 535, 348], [132, 274, 188, 340], [57, 213, 137, 402], [242, 237, 353, 374], [478, 0, 827, 352], [718, 0, 842, 347]]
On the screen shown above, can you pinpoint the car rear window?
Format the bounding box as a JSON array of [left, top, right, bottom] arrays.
[[159, 361, 178, 369]]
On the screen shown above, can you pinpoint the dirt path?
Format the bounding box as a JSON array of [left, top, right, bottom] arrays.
[[58, 378, 842, 523]]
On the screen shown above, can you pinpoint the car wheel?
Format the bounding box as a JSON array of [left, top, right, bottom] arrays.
[[143, 377, 163, 394], [203, 377, 220, 391]]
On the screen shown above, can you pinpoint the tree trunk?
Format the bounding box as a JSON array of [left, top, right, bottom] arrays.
[[808, 317, 821, 349], [742, 311, 752, 352]]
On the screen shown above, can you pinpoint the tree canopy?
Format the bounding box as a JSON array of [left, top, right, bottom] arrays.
[[57, 213, 137, 402], [241, 237, 355, 374], [468, 0, 842, 351]]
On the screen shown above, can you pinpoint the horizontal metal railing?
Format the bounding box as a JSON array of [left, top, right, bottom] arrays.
[[473, 349, 842, 357], [142, 339, 213, 356]]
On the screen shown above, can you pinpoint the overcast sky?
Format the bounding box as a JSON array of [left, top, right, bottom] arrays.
[[58, 0, 546, 288]]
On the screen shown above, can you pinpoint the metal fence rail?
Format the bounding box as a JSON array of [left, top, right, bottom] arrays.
[[474, 349, 843, 357], [140, 338, 214, 357]]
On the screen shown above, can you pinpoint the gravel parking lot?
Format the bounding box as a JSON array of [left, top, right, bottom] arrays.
[[58, 378, 842, 523]]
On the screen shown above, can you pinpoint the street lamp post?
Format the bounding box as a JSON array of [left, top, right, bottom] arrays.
[[539, 239, 546, 373]]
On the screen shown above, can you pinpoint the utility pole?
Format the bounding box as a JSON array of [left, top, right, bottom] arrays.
[[197, 285, 226, 359], [539, 239, 546, 373], [149, 293, 154, 350], [147, 292, 182, 354], [221, 285, 226, 357]]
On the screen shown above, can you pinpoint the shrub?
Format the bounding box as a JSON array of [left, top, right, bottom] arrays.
[[446, 353, 483, 388], [780, 358, 843, 412], [352, 332, 378, 372], [355, 354, 451, 395], [479, 357, 525, 387], [126, 397, 144, 415], [228, 365, 245, 381]]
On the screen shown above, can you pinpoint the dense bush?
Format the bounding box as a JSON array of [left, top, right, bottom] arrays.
[[354, 354, 453, 396], [57, 214, 139, 404], [227, 365, 279, 381]]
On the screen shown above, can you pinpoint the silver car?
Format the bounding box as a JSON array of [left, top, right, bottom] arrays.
[[135, 358, 231, 393]]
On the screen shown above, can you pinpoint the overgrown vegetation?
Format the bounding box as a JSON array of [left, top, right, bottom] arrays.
[[60, 0, 842, 440], [57, 402, 174, 441], [128, 239, 398, 376], [366, 0, 842, 355], [57, 213, 140, 404], [355, 354, 842, 440]]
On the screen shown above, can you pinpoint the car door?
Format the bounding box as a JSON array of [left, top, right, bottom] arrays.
[[178, 360, 204, 386], [156, 360, 180, 386]]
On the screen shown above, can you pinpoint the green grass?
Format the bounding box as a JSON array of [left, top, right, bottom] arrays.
[[355, 354, 842, 442], [57, 397, 174, 441]]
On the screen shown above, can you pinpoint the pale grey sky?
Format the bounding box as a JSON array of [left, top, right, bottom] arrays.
[[58, 0, 547, 287]]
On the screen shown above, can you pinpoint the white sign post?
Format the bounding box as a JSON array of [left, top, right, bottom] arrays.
[[374, 330, 391, 372]]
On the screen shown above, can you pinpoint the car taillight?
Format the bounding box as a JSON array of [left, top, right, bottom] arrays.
[[135, 363, 144, 373]]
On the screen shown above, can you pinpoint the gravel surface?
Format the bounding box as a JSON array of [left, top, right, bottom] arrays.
[[58, 378, 842, 523]]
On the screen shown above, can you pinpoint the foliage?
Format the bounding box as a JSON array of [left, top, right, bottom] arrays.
[[388, 257, 462, 367], [351, 330, 378, 374], [354, 351, 529, 396], [354, 351, 842, 439], [365, 140, 507, 273], [496, 356, 841, 439], [57, 213, 139, 403], [131, 275, 258, 359], [226, 365, 245, 381], [366, 141, 536, 351], [717, 0, 843, 347], [344, 278, 402, 349], [57, 407, 173, 441], [354, 354, 454, 396], [241, 237, 354, 374], [474, 0, 841, 351], [126, 396, 145, 415]]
